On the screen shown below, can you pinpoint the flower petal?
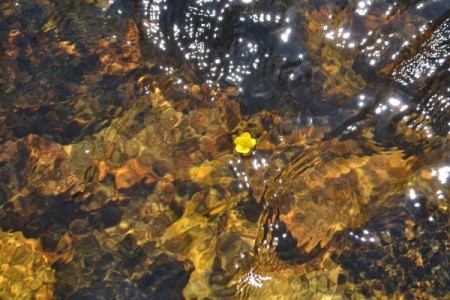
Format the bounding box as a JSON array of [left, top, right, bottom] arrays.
[[242, 147, 251, 154], [234, 132, 256, 155], [235, 145, 247, 153], [242, 132, 251, 139]]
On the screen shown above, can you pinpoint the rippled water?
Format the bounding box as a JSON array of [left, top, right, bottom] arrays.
[[0, 0, 449, 299]]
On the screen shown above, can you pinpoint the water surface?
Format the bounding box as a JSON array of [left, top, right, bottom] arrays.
[[0, 0, 449, 299]]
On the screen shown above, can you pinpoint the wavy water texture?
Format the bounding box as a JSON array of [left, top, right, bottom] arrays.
[[0, 0, 448, 299]]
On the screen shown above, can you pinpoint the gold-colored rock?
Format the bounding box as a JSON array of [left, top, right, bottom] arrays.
[[104, 62, 130, 76], [0, 231, 55, 299], [57, 41, 80, 56], [160, 108, 183, 130], [8, 29, 21, 37], [257, 134, 276, 152], [113, 158, 158, 190], [190, 84, 201, 99]]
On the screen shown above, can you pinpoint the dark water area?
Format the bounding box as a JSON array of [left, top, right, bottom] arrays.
[[0, 0, 449, 299]]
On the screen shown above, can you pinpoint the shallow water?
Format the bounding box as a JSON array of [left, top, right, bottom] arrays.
[[0, 0, 449, 299]]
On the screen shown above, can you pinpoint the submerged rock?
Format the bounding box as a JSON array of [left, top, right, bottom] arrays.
[[0, 231, 55, 299]]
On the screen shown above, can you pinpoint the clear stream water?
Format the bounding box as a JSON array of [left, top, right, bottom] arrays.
[[0, 0, 449, 299]]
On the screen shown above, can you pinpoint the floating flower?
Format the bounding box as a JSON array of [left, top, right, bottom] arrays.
[[234, 132, 257, 155]]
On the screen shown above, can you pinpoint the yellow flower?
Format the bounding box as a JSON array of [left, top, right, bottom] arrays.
[[234, 132, 257, 155]]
